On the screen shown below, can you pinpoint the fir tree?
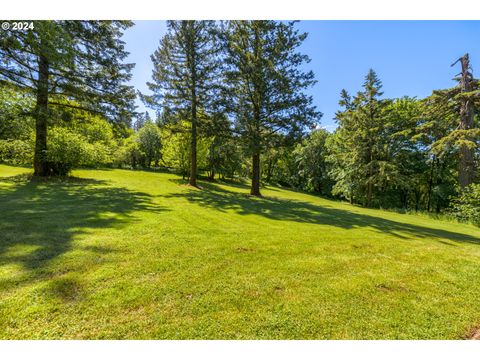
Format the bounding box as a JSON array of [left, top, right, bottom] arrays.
[[330, 70, 390, 207], [0, 21, 136, 175], [420, 54, 480, 190], [222, 20, 320, 196], [143, 21, 223, 187]]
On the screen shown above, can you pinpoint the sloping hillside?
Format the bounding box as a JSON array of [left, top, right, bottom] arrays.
[[1, 164, 479, 339]]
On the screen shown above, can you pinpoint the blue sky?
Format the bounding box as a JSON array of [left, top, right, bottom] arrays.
[[122, 20, 480, 131]]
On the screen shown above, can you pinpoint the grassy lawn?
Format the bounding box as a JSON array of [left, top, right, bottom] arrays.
[[1, 163, 480, 339]]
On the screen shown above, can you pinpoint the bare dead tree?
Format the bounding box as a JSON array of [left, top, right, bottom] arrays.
[[451, 53, 476, 189]]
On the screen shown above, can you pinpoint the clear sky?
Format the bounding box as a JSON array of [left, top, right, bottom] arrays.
[[122, 20, 480, 131]]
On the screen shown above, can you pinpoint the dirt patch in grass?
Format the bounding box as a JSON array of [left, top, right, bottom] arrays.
[[375, 284, 392, 292], [466, 327, 480, 340], [236, 247, 254, 252]]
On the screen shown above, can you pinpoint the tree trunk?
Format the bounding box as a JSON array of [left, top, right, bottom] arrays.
[[366, 145, 373, 207], [366, 163, 373, 207], [250, 152, 261, 196], [366, 180, 373, 207], [188, 32, 198, 187], [456, 54, 476, 189], [33, 51, 49, 176], [459, 144, 475, 188], [265, 158, 274, 183], [400, 191, 407, 209], [426, 157, 435, 212], [189, 109, 197, 187], [208, 168, 215, 181], [414, 190, 420, 212]]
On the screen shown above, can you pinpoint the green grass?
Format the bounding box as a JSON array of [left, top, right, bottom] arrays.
[[1, 163, 480, 339]]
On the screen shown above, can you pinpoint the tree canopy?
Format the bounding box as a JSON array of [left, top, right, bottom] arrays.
[[0, 20, 479, 224], [0, 20, 136, 175]]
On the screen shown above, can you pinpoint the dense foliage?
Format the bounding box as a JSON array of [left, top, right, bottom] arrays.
[[450, 184, 480, 226], [221, 20, 320, 195], [0, 20, 136, 175], [1, 21, 479, 225], [142, 20, 223, 186]]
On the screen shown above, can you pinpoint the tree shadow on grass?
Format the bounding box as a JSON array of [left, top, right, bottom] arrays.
[[0, 174, 167, 285], [166, 180, 480, 245]]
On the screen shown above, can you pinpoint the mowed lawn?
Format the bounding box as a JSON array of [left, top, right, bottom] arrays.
[[1, 164, 480, 339]]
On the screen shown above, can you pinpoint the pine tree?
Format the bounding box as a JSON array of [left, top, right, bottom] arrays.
[[0, 21, 136, 176], [222, 21, 320, 196], [451, 54, 478, 188], [329, 70, 390, 207], [416, 92, 459, 212], [424, 54, 480, 190], [143, 21, 223, 187], [134, 111, 151, 131]]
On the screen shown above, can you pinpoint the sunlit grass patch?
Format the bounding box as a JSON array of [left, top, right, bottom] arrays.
[[0, 164, 479, 339]]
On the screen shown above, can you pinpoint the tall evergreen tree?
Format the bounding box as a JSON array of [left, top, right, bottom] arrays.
[[382, 97, 426, 209], [424, 54, 480, 190], [329, 70, 391, 207], [134, 111, 151, 131], [291, 128, 332, 195], [222, 20, 320, 196], [0, 21, 136, 176], [143, 21, 223, 187], [416, 92, 459, 212], [451, 54, 478, 188]]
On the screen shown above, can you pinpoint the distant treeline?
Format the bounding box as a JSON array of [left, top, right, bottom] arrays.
[[0, 21, 478, 224]]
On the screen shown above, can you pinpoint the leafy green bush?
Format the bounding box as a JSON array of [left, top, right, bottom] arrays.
[[0, 139, 34, 166], [114, 136, 143, 169], [161, 130, 191, 176], [46, 127, 93, 175], [137, 122, 162, 168], [450, 184, 480, 226], [46, 119, 121, 174]]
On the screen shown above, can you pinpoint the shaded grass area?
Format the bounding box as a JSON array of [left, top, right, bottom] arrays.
[[1, 164, 480, 339], [166, 180, 479, 245], [0, 173, 164, 271]]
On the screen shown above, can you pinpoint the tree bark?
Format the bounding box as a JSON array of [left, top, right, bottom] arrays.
[[33, 51, 50, 176], [131, 155, 136, 169], [188, 26, 198, 188], [208, 168, 215, 181], [265, 158, 274, 183], [189, 105, 197, 187], [459, 144, 475, 188], [365, 138, 374, 207], [455, 54, 476, 189], [414, 190, 420, 212], [250, 152, 261, 196], [366, 180, 373, 207], [366, 158, 373, 207], [426, 157, 435, 212]]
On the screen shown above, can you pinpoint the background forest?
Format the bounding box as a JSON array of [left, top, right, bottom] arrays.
[[0, 20, 479, 224]]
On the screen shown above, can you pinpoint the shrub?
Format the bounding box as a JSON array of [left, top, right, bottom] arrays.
[[137, 122, 162, 168], [450, 184, 480, 226], [46, 127, 92, 175], [123, 136, 143, 169], [0, 139, 34, 166]]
